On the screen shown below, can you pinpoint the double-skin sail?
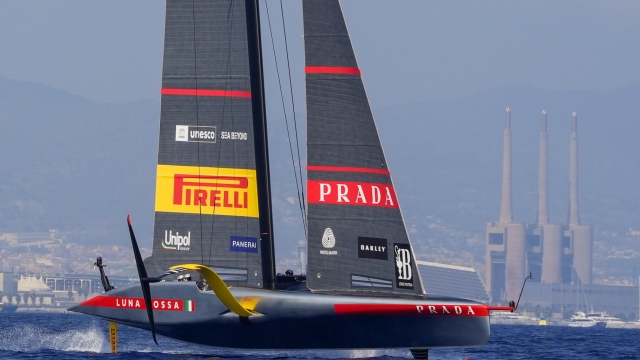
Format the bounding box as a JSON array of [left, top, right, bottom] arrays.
[[303, 0, 425, 296], [144, 0, 264, 288]]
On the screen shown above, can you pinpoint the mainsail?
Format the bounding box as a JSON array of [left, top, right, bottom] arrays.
[[303, 0, 425, 296], [144, 0, 266, 288]]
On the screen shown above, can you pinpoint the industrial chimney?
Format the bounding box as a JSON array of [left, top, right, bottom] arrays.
[[540, 110, 562, 284], [567, 112, 593, 285], [538, 110, 549, 225], [569, 112, 579, 226], [499, 108, 513, 224]]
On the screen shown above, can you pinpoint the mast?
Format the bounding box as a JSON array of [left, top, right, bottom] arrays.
[[245, 0, 276, 290]]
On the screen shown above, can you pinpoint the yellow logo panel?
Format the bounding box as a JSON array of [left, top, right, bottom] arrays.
[[155, 165, 259, 218]]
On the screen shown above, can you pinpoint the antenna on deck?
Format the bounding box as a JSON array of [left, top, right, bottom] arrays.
[[94, 257, 114, 292], [510, 272, 533, 311]]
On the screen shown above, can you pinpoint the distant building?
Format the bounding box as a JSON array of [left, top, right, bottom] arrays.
[[418, 261, 490, 303], [522, 282, 639, 320], [17, 275, 50, 292], [0, 229, 64, 248], [0, 272, 16, 295], [486, 110, 592, 303], [298, 240, 307, 275], [0, 272, 137, 305], [42, 273, 137, 297]]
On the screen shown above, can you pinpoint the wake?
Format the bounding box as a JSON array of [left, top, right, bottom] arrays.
[[0, 323, 107, 353], [0, 321, 416, 358]]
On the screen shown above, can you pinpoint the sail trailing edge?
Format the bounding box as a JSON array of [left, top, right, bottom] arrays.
[[144, 0, 264, 288], [303, 0, 425, 296]]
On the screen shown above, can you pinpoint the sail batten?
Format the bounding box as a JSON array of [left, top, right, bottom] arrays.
[[304, 0, 424, 296]]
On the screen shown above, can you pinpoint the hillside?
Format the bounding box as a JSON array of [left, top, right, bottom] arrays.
[[1, 76, 639, 262]]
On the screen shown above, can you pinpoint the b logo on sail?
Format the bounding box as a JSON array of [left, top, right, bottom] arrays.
[[394, 243, 414, 289], [155, 165, 259, 217]]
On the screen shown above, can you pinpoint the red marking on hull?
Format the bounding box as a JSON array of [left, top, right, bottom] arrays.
[[487, 306, 514, 312], [161, 88, 251, 98], [305, 66, 361, 75], [307, 165, 390, 175], [80, 296, 187, 311], [334, 304, 489, 317]]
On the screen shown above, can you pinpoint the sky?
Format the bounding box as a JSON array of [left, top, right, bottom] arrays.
[[1, 1, 640, 107]]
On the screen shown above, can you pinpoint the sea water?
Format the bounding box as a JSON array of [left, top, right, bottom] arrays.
[[0, 312, 638, 359]]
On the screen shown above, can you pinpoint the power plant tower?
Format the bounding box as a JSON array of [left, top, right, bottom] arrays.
[[504, 222, 526, 300], [537, 110, 549, 225], [487, 109, 594, 303], [539, 110, 562, 283], [569, 112, 579, 226], [501, 108, 525, 301], [499, 108, 513, 224], [567, 112, 593, 285], [486, 108, 525, 303]]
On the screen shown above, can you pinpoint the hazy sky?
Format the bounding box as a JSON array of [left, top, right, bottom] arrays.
[[1, 1, 640, 107]]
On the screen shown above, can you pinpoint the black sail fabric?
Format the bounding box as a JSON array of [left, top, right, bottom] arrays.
[[143, 0, 263, 288], [303, 0, 425, 296]]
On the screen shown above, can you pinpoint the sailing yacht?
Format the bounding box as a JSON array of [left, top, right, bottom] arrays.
[[70, 0, 510, 356]]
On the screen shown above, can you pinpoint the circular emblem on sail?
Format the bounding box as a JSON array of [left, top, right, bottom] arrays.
[[321, 228, 336, 248]]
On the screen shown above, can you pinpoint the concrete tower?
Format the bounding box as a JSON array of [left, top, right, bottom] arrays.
[[499, 108, 513, 224], [486, 108, 525, 303], [502, 109, 525, 300], [538, 110, 549, 225], [539, 110, 562, 283], [505, 222, 526, 300], [569, 112, 579, 226], [567, 112, 593, 285]]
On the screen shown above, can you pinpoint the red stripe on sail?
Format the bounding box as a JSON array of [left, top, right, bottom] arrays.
[[307, 166, 390, 175], [161, 88, 251, 98], [334, 304, 489, 317], [305, 66, 361, 75]]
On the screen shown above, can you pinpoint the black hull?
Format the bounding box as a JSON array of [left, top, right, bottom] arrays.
[[70, 282, 490, 350]]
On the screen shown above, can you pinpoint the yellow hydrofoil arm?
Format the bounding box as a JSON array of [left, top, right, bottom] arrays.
[[170, 264, 254, 317]]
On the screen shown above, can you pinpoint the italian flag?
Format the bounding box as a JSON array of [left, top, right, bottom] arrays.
[[185, 300, 195, 312]]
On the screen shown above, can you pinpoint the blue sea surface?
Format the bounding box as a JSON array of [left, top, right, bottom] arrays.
[[0, 312, 638, 359]]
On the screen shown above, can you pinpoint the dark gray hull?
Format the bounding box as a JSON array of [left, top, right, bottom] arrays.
[[70, 282, 490, 349]]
